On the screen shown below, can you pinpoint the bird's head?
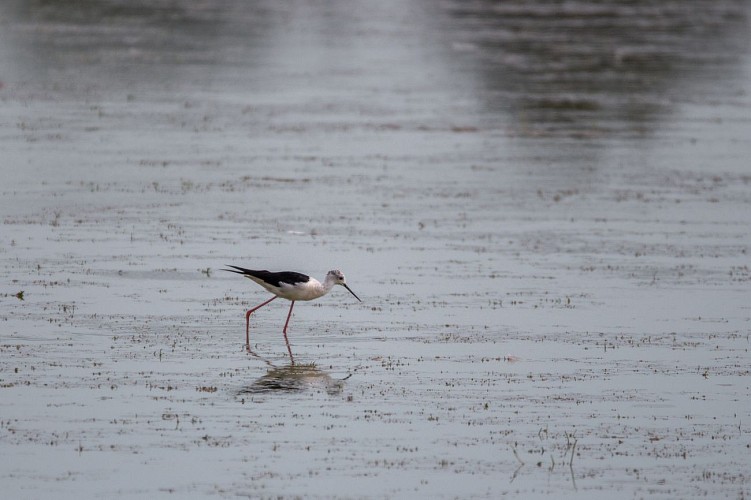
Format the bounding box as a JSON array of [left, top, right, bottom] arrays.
[[326, 270, 361, 302]]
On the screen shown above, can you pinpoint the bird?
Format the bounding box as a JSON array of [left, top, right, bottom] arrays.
[[223, 266, 361, 363]]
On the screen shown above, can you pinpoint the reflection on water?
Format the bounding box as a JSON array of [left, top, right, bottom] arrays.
[[0, 0, 234, 86], [438, 0, 750, 137], [238, 363, 348, 396], [0, 1, 749, 194], [2, 0, 748, 136]]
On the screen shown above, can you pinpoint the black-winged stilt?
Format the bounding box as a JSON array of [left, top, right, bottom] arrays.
[[223, 266, 361, 363]]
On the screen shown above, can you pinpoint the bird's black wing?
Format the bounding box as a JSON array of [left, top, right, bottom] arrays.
[[223, 266, 310, 287]]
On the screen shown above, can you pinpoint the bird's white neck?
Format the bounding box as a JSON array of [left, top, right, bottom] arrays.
[[321, 274, 338, 294]]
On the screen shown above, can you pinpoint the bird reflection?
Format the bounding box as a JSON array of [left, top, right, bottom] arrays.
[[239, 362, 349, 395]]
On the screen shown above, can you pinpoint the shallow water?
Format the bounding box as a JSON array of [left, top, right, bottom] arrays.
[[1, 0, 750, 498]]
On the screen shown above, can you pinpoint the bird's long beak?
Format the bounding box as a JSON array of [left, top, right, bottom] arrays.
[[343, 284, 361, 302]]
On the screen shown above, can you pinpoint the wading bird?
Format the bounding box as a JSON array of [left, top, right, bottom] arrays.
[[223, 266, 361, 363]]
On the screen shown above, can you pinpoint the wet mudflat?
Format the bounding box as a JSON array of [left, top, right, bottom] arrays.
[[1, 0, 750, 498]]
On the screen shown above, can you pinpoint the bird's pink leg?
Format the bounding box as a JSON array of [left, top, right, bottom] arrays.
[[244, 296, 277, 352], [282, 300, 295, 364]]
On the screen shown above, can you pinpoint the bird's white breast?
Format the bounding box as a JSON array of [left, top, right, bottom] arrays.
[[274, 278, 326, 301]]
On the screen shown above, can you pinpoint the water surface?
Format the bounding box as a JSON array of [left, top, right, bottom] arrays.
[[1, 0, 750, 498]]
